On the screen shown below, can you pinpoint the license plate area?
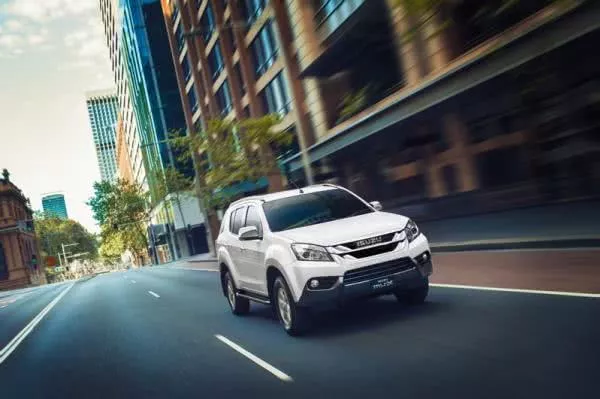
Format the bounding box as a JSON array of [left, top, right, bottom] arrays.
[[371, 277, 394, 290]]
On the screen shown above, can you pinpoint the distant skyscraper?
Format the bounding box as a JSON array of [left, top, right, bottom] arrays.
[[86, 90, 118, 182], [41, 194, 68, 219]]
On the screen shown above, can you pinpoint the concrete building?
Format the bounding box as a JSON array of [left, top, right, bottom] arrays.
[[115, 114, 135, 183], [161, 0, 600, 223], [86, 90, 119, 182], [0, 169, 44, 290], [41, 193, 68, 220]]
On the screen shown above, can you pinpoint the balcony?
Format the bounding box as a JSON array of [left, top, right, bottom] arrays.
[[314, 0, 366, 39]]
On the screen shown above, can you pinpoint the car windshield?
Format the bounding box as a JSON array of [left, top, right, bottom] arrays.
[[262, 188, 374, 232]]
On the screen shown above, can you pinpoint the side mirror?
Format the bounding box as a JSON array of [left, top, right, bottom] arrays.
[[370, 201, 383, 211], [239, 226, 260, 241]]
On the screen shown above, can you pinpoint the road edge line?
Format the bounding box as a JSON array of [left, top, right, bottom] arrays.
[[431, 283, 600, 298], [215, 334, 293, 382], [0, 283, 75, 364]]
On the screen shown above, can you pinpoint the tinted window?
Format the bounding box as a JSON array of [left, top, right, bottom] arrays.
[[230, 207, 247, 234], [262, 189, 373, 232], [244, 206, 262, 236]]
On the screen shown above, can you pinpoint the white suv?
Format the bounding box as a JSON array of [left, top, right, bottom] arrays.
[[216, 184, 433, 335]]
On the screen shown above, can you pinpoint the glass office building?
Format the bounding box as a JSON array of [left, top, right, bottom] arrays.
[[41, 193, 68, 219], [86, 90, 119, 182]]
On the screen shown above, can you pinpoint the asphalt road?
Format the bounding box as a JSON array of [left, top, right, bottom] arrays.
[[0, 268, 598, 398]]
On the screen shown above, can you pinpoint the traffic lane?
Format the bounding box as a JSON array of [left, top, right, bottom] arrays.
[[0, 283, 67, 350], [182, 271, 599, 398], [0, 270, 291, 398]]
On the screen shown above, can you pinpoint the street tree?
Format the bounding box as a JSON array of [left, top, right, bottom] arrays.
[[34, 213, 98, 263], [170, 115, 293, 249], [88, 179, 150, 264]]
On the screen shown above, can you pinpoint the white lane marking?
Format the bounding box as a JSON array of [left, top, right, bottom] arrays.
[[215, 334, 293, 382], [431, 283, 600, 298], [130, 280, 136, 284], [0, 283, 75, 364], [169, 266, 218, 272], [148, 291, 160, 298], [0, 305, 7, 309]]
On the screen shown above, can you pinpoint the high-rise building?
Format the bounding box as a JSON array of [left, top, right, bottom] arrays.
[[41, 193, 68, 220], [86, 90, 119, 182], [100, 0, 208, 261], [161, 0, 600, 222]]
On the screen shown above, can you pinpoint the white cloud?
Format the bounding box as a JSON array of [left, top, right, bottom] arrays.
[[4, 19, 23, 31], [1, 0, 96, 22], [64, 31, 90, 47], [0, 34, 22, 49], [28, 34, 46, 45]]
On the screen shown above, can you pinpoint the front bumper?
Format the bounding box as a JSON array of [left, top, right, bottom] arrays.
[[297, 254, 433, 307]]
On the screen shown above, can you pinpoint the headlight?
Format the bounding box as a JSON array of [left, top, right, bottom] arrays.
[[405, 219, 420, 243], [291, 243, 333, 262]]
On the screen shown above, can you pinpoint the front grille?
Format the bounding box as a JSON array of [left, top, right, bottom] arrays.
[[345, 242, 398, 259], [343, 257, 414, 285], [340, 232, 396, 250]]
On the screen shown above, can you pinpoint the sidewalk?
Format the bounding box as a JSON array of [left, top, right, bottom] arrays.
[[420, 200, 600, 251]]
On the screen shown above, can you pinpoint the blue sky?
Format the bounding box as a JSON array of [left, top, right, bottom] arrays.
[[0, 0, 114, 232]]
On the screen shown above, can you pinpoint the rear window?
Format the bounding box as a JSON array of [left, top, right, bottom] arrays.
[[262, 188, 373, 232]]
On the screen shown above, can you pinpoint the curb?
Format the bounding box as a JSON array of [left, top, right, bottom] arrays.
[[431, 237, 600, 252]]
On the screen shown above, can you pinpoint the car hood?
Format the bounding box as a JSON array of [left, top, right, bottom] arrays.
[[276, 212, 409, 246]]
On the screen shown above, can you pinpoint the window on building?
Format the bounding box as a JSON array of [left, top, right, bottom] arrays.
[[200, 2, 216, 42], [175, 23, 185, 52], [250, 21, 278, 78], [216, 80, 233, 116], [171, 2, 179, 22], [207, 41, 225, 81], [233, 63, 246, 96], [260, 73, 291, 116], [181, 56, 192, 82], [187, 88, 199, 113], [240, 0, 267, 25]]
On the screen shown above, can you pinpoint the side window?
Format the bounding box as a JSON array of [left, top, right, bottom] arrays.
[[244, 206, 263, 236], [231, 206, 247, 235]]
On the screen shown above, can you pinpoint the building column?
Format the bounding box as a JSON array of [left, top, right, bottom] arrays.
[[443, 113, 478, 192], [385, 0, 427, 86]]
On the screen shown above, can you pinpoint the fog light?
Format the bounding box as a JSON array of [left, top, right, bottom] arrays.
[[309, 279, 320, 289], [422, 252, 428, 261]]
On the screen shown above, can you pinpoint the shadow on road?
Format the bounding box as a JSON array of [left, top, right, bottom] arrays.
[[242, 296, 450, 338]]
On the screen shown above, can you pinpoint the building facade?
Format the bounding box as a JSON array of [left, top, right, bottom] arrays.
[[161, 0, 600, 224], [100, 0, 209, 262], [0, 169, 44, 290], [86, 90, 119, 182], [41, 193, 68, 220]]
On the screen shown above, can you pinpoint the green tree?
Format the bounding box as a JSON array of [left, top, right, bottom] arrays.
[[88, 179, 150, 263], [34, 213, 98, 262], [170, 115, 293, 250]]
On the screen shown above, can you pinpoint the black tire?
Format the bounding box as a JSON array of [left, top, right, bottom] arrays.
[[272, 276, 310, 336], [395, 281, 429, 305], [224, 271, 250, 315]]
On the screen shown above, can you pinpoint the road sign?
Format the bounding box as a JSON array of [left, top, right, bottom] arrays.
[[54, 266, 65, 272], [46, 256, 57, 267]]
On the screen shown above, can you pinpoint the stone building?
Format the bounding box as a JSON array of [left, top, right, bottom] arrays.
[[0, 169, 44, 290]]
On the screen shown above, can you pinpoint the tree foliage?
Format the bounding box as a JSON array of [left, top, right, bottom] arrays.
[[87, 179, 150, 261], [170, 115, 292, 208], [34, 214, 98, 261]]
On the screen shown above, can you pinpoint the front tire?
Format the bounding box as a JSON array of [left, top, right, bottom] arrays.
[[273, 276, 309, 336], [395, 281, 429, 305], [224, 271, 250, 315]]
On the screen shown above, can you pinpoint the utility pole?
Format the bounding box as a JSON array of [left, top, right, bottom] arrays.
[[61, 243, 78, 269]]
